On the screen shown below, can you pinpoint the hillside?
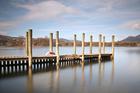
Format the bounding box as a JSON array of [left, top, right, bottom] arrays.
[[0, 34, 140, 47], [0, 35, 24, 47], [0, 35, 76, 47], [121, 35, 140, 42]]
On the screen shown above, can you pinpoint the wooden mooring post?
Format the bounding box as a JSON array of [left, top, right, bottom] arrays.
[[111, 35, 115, 59], [98, 34, 102, 62], [50, 33, 53, 52], [28, 29, 32, 68], [26, 32, 29, 56], [103, 36, 105, 54], [74, 34, 77, 55], [56, 31, 60, 65], [82, 33, 85, 62], [90, 35, 93, 55]]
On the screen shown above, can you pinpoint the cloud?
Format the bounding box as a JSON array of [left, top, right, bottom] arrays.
[[18, 0, 79, 20], [0, 0, 140, 36], [132, 23, 140, 30], [0, 31, 7, 35], [119, 20, 140, 30], [0, 20, 22, 35], [0, 21, 16, 29], [0, 0, 79, 34], [66, 0, 140, 19]]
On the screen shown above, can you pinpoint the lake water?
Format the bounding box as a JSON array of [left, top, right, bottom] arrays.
[[0, 47, 140, 93]]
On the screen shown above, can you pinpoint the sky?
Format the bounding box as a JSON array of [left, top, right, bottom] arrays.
[[0, 0, 140, 41]]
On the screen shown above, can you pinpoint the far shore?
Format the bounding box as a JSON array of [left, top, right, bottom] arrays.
[[0, 42, 140, 48]]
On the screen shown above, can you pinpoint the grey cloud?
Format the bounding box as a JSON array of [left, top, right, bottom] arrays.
[[0, 0, 28, 21], [0, 0, 140, 34], [119, 20, 140, 30], [0, 0, 49, 21], [0, 0, 79, 32]]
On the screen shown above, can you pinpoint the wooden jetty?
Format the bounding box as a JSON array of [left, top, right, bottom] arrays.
[[0, 29, 115, 74]]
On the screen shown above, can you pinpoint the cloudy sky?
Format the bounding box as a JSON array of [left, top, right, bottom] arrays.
[[0, 0, 140, 41]]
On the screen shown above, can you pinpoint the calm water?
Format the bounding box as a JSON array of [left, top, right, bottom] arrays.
[[0, 47, 140, 93]]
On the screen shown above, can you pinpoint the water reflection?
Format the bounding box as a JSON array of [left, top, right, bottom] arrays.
[[89, 62, 92, 80], [0, 60, 116, 93], [55, 65, 60, 93], [73, 63, 77, 87], [25, 60, 115, 93], [98, 62, 103, 87], [97, 59, 115, 89], [127, 49, 140, 54], [81, 62, 85, 93], [27, 68, 33, 93], [1, 47, 140, 93], [49, 70, 54, 93], [111, 59, 115, 85], [26, 65, 61, 93]]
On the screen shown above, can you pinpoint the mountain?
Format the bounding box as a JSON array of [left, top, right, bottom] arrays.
[[1, 34, 140, 47], [121, 35, 140, 42], [0, 35, 75, 47], [0, 35, 24, 46]]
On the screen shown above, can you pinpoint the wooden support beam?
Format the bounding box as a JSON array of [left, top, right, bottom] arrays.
[[90, 35, 93, 55], [98, 34, 102, 62], [82, 33, 85, 62], [28, 29, 32, 68], [56, 31, 59, 65], [103, 36, 105, 54], [26, 32, 29, 56], [49, 33, 53, 52], [111, 35, 115, 59], [74, 34, 76, 55]]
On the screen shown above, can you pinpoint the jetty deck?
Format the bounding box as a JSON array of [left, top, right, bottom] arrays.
[[0, 54, 112, 71], [0, 54, 112, 75], [0, 29, 115, 74], [0, 54, 112, 66]]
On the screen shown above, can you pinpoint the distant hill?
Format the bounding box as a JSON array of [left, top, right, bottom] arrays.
[[121, 35, 140, 42], [0, 34, 140, 47], [0, 35, 76, 47], [0, 35, 24, 47]]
